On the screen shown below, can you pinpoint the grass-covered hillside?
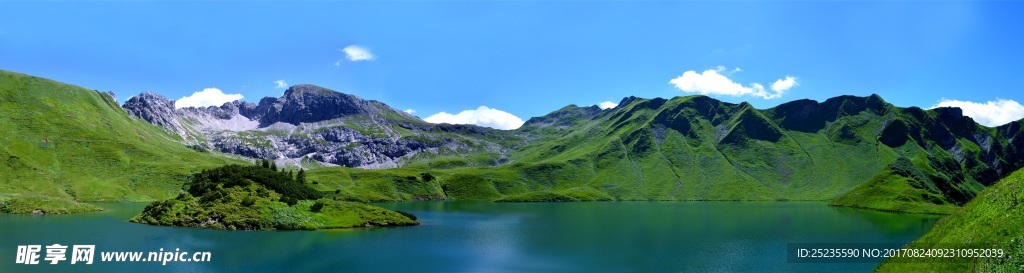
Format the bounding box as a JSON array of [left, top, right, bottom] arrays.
[[501, 95, 1022, 212], [0, 69, 240, 213], [5, 68, 1024, 217], [876, 167, 1024, 272], [132, 163, 418, 230], [308, 94, 1024, 215], [830, 158, 962, 215]]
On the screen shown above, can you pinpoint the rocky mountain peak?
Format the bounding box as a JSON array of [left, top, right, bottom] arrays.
[[106, 91, 117, 104], [261, 84, 379, 126], [522, 104, 603, 128], [132, 91, 173, 104], [119, 84, 509, 169], [283, 84, 334, 97], [618, 96, 640, 107], [122, 92, 181, 133]]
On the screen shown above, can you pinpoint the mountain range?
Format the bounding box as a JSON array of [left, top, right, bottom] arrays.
[[3, 68, 1024, 215], [121, 84, 518, 169]]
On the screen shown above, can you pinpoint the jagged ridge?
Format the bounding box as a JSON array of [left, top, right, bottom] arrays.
[[122, 84, 520, 169]]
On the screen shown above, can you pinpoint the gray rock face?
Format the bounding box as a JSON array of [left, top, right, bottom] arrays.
[[258, 84, 384, 126], [122, 84, 512, 169], [122, 92, 182, 133]]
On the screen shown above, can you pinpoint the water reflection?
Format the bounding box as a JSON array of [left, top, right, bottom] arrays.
[[0, 201, 941, 273]]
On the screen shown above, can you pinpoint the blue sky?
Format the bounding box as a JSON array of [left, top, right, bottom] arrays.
[[2, 1, 1024, 129]]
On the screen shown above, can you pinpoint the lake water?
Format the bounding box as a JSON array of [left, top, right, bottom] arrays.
[[0, 201, 940, 272]]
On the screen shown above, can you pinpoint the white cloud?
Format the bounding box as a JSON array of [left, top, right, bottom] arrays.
[[771, 76, 798, 92], [931, 98, 1024, 127], [728, 67, 742, 75], [404, 109, 416, 114], [274, 80, 287, 89], [342, 45, 375, 62], [668, 67, 796, 99], [598, 101, 618, 109], [175, 88, 243, 109], [423, 106, 525, 130]]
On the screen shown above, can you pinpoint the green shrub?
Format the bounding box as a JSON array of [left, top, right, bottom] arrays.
[[241, 197, 256, 207], [310, 201, 325, 212], [281, 196, 298, 206]]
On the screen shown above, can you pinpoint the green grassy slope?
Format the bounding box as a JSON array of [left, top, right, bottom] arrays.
[[307, 94, 1023, 215], [501, 95, 1012, 207], [876, 167, 1024, 272], [830, 169, 960, 215], [0, 69, 240, 213]]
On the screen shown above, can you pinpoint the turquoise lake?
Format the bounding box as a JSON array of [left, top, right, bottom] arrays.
[[0, 201, 941, 272]]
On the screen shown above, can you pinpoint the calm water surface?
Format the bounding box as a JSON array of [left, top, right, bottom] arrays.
[[0, 201, 940, 272]]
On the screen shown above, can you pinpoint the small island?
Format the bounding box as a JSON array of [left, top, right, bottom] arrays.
[[131, 161, 418, 230]]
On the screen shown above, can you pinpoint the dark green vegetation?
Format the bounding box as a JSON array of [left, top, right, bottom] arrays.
[[876, 168, 1024, 272], [131, 163, 417, 230], [0, 69, 239, 214], [186, 163, 322, 202]]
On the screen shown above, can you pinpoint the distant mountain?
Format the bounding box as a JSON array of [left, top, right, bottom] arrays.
[[499, 94, 1024, 211], [122, 84, 519, 169], [5, 68, 1024, 216], [296, 93, 1024, 213]]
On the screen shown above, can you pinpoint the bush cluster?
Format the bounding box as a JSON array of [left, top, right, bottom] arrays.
[[186, 163, 322, 201]]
